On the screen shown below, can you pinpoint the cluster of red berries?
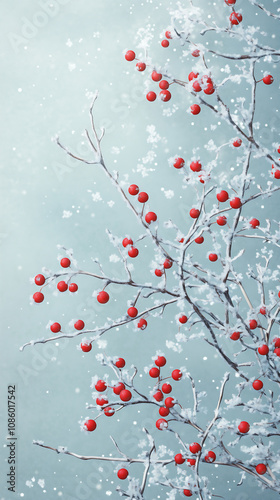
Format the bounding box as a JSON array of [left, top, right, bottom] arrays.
[[224, 0, 243, 26], [128, 183, 157, 226], [33, 258, 78, 304]]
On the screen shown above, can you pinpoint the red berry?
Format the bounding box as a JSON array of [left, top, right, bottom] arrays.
[[60, 257, 71, 268], [217, 190, 229, 202], [273, 337, 280, 348], [256, 464, 267, 475], [190, 104, 201, 115], [205, 451, 216, 463], [238, 421, 250, 434], [277, 146, 280, 154], [173, 157, 185, 169], [84, 419, 96, 431], [96, 397, 108, 406], [136, 62, 146, 71], [183, 490, 192, 497], [33, 292, 44, 303], [57, 281, 68, 292], [263, 75, 274, 85], [128, 184, 139, 196], [252, 379, 263, 391], [138, 192, 149, 203], [69, 283, 78, 292], [159, 90, 171, 102], [259, 307, 266, 315], [192, 80, 202, 92], [274, 348, 280, 357], [97, 291, 109, 304], [174, 453, 185, 464], [189, 442, 201, 454], [149, 367, 160, 378], [104, 406, 115, 417], [159, 406, 169, 416], [119, 389, 132, 401], [192, 49, 200, 57], [95, 380, 107, 392], [155, 356, 166, 367], [81, 342, 92, 352], [50, 322, 61, 333], [162, 383, 172, 393], [230, 197, 242, 209], [145, 211, 157, 224], [125, 50, 135, 61], [122, 237, 133, 247], [258, 344, 269, 356], [74, 319, 85, 330], [151, 71, 162, 82], [34, 274, 45, 286], [117, 468, 128, 480], [187, 459, 196, 467], [113, 382, 125, 395], [153, 390, 164, 402], [159, 80, 169, 90], [179, 315, 188, 324], [155, 269, 163, 277], [278, 291, 280, 299], [128, 247, 139, 258], [209, 253, 218, 262], [274, 169, 280, 179], [146, 91, 157, 102], [161, 39, 169, 48], [115, 357, 126, 368], [156, 418, 168, 430], [249, 319, 258, 330], [188, 72, 199, 81], [189, 208, 200, 219], [250, 218, 260, 228], [172, 369, 182, 381], [163, 258, 172, 269], [225, 0, 236, 4], [137, 318, 147, 330], [165, 30, 172, 39], [190, 161, 202, 172], [127, 306, 138, 318], [217, 216, 227, 226], [230, 12, 242, 25], [195, 236, 204, 244], [230, 331, 240, 341], [233, 138, 242, 147]]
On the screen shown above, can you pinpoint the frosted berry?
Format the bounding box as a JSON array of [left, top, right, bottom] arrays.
[[252, 379, 263, 391], [50, 322, 61, 333], [149, 367, 160, 378], [151, 71, 162, 82], [188, 71, 199, 81], [117, 468, 128, 480], [192, 80, 202, 92], [113, 382, 125, 395], [274, 169, 280, 179], [74, 319, 85, 330], [274, 348, 280, 357], [217, 216, 227, 226], [195, 236, 204, 244], [156, 418, 168, 430], [127, 306, 138, 318], [190, 104, 201, 115], [249, 319, 258, 330], [136, 62, 146, 71], [155, 356, 166, 367], [153, 390, 163, 402], [183, 490, 192, 497], [69, 283, 78, 292], [190, 161, 202, 172], [125, 50, 135, 61], [225, 0, 236, 4], [230, 197, 242, 209], [138, 192, 149, 203], [155, 269, 163, 277], [122, 237, 133, 247], [115, 357, 126, 369], [146, 91, 157, 102], [192, 49, 200, 57], [128, 184, 139, 196], [138, 318, 147, 330], [119, 389, 132, 401], [179, 315, 188, 324], [250, 218, 260, 228], [189, 208, 200, 219], [97, 291, 109, 304], [205, 451, 216, 463], [128, 247, 139, 258], [258, 344, 269, 356], [230, 12, 242, 25], [161, 39, 169, 48], [189, 442, 201, 454], [209, 253, 218, 262], [81, 342, 92, 352], [96, 397, 108, 406], [159, 406, 169, 416], [60, 257, 71, 268], [57, 281, 68, 292], [263, 75, 273, 85], [173, 157, 185, 169], [33, 292, 44, 303], [172, 369, 182, 381], [104, 407, 115, 417], [259, 307, 266, 315], [233, 138, 242, 147], [273, 337, 280, 348], [162, 383, 172, 393], [230, 331, 240, 341], [159, 80, 169, 90], [187, 459, 196, 467], [159, 90, 171, 102], [145, 211, 157, 224], [256, 464, 267, 475], [95, 380, 107, 392], [238, 421, 250, 434], [165, 30, 172, 39], [217, 190, 229, 202], [174, 453, 185, 464], [164, 258, 172, 269], [34, 274, 45, 286], [84, 419, 96, 431]]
